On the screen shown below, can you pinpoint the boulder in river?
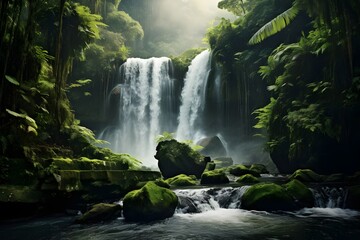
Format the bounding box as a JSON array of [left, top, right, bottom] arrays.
[[75, 203, 122, 224], [241, 183, 297, 211], [155, 139, 209, 178], [289, 169, 324, 182], [283, 179, 314, 208], [201, 169, 229, 185], [228, 164, 260, 177], [123, 181, 178, 222], [236, 174, 260, 184], [165, 174, 197, 186]]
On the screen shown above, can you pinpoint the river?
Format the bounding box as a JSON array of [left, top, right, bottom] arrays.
[[1, 186, 360, 240]]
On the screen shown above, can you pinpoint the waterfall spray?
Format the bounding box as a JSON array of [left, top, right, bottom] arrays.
[[98, 57, 175, 166]]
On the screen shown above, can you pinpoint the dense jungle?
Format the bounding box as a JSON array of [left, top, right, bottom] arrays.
[[1, 0, 360, 239]]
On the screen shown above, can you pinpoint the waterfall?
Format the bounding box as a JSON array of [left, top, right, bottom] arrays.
[[98, 57, 176, 166], [176, 50, 212, 141]]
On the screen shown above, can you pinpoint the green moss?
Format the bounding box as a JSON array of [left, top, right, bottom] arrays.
[[75, 203, 122, 224], [241, 183, 296, 211], [283, 179, 314, 208], [123, 181, 178, 222], [289, 169, 324, 182], [0, 185, 42, 203], [165, 174, 197, 187], [228, 164, 260, 177], [236, 174, 260, 184], [201, 170, 229, 185], [249, 164, 269, 174]]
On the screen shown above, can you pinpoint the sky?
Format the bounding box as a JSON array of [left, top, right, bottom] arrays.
[[121, 0, 235, 56]]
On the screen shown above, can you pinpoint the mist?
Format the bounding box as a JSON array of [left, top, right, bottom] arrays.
[[120, 0, 235, 57]]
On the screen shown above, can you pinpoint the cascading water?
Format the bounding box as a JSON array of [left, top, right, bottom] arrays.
[[175, 186, 251, 213], [175, 186, 350, 215], [176, 50, 212, 141], [98, 57, 176, 166], [311, 186, 347, 208]]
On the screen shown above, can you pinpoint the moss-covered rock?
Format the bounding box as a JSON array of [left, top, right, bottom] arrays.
[[324, 173, 345, 182], [205, 161, 216, 171], [283, 179, 314, 208], [0, 185, 42, 203], [289, 169, 324, 182], [123, 181, 178, 222], [165, 174, 197, 186], [236, 174, 260, 184], [75, 203, 122, 224], [155, 139, 209, 178], [228, 164, 260, 177], [249, 164, 269, 174], [346, 185, 360, 210], [241, 183, 296, 211], [200, 170, 229, 185]]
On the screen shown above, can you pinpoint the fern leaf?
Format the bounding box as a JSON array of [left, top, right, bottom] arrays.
[[249, 5, 299, 45]]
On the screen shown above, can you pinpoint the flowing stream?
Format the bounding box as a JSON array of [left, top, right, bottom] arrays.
[[1, 186, 359, 240]]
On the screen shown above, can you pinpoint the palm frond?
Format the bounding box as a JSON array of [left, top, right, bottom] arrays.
[[249, 5, 300, 45]]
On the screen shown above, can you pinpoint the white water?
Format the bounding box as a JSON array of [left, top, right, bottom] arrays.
[[176, 50, 212, 141], [98, 57, 175, 166]]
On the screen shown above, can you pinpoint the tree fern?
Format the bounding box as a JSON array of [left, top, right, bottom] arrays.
[[249, 5, 300, 45]]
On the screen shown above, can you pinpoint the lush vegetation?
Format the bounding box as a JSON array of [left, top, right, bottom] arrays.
[[0, 0, 143, 185], [206, 0, 360, 174]]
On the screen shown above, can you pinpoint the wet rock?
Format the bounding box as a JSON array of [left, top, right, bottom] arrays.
[[201, 170, 229, 185], [241, 183, 296, 211], [346, 185, 360, 210], [197, 136, 227, 158], [165, 174, 197, 186], [289, 169, 324, 182], [236, 174, 260, 184], [155, 139, 209, 178], [123, 181, 178, 222], [75, 203, 121, 224], [228, 164, 260, 177], [249, 164, 269, 174], [283, 179, 314, 208]]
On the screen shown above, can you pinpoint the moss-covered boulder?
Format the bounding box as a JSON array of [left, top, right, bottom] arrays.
[[228, 164, 260, 177], [165, 174, 197, 186], [289, 169, 324, 182], [123, 181, 178, 222], [155, 139, 210, 178], [75, 203, 122, 224], [200, 170, 229, 185], [346, 185, 360, 210], [249, 164, 269, 174], [241, 183, 296, 211], [283, 180, 314, 208], [236, 174, 260, 184]]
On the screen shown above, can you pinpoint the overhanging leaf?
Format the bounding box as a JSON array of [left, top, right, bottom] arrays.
[[5, 75, 20, 86], [249, 5, 300, 45]]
